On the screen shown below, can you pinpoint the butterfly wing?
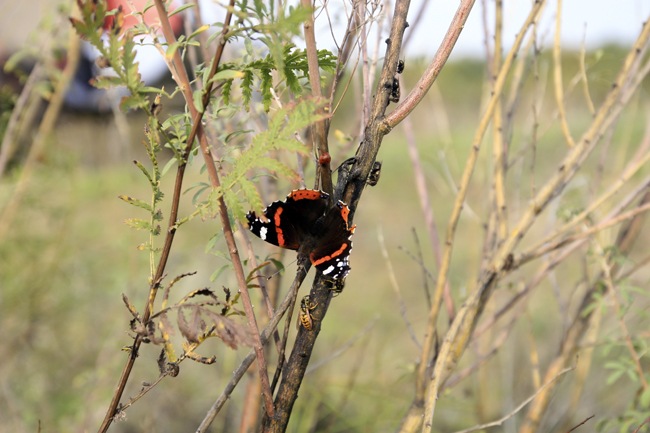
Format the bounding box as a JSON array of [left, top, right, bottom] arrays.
[[309, 201, 355, 279], [246, 189, 329, 251]]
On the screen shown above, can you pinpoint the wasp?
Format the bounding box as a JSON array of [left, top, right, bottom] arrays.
[[388, 60, 405, 104], [330, 278, 346, 297], [397, 59, 405, 74], [389, 78, 400, 104], [367, 161, 382, 187], [297, 295, 319, 331]]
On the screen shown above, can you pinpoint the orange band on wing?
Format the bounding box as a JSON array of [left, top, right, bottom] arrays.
[[274, 207, 285, 245], [311, 243, 347, 266]]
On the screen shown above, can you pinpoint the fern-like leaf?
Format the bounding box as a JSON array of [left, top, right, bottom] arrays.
[[242, 70, 254, 111]]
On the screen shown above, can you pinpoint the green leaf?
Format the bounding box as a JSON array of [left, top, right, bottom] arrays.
[[269, 258, 285, 274], [209, 69, 246, 83], [224, 189, 245, 222], [120, 95, 147, 112], [123, 35, 142, 90], [210, 264, 231, 282], [141, 86, 171, 97], [244, 37, 254, 56], [118, 195, 153, 212], [242, 70, 253, 111], [91, 75, 123, 89], [161, 157, 178, 176], [192, 184, 210, 205], [188, 24, 210, 41], [606, 369, 624, 385], [260, 67, 272, 112], [639, 388, 650, 408], [284, 68, 301, 95], [272, 137, 309, 153], [124, 218, 153, 231], [169, 3, 195, 16], [192, 88, 204, 112], [240, 177, 263, 214], [255, 157, 299, 181], [133, 160, 153, 184], [221, 79, 233, 106], [205, 233, 220, 254], [212, 250, 230, 261], [4, 50, 30, 73], [223, 129, 253, 143], [184, 181, 210, 195]]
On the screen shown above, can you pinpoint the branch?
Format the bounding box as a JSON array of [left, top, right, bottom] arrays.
[[264, 0, 412, 430], [301, 0, 332, 194], [156, 0, 276, 417], [383, 0, 476, 129], [196, 274, 305, 432], [553, 0, 576, 147], [97, 2, 243, 430], [413, 2, 545, 424], [451, 365, 575, 433]]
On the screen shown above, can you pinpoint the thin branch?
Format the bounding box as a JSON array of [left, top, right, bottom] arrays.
[[0, 31, 79, 240], [518, 145, 650, 265], [98, 2, 242, 429], [578, 27, 595, 116], [384, 0, 477, 129], [565, 415, 595, 433], [632, 417, 650, 433], [402, 107, 454, 319], [301, 0, 332, 193], [443, 313, 517, 391], [0, 63, 43, 179], [553, 0, 576, 147], [451, 365, 575, 433], [306, 314, 379, 374], [415, 1, 545, 419], [591, 237, 649, 390], [492, 0, 508, 246], [378, 225, 421, 349], [196, 275, 304, 432]]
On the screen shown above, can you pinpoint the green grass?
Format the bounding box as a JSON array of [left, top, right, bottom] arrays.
[[2, 46, 650, 432]]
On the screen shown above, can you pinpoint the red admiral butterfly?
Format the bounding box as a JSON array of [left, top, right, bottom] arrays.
[[246, 189, 355, 280]]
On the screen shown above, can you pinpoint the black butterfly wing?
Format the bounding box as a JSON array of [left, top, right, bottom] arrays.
[[246, 189, 329, 251], [309, 201, 355, 279]]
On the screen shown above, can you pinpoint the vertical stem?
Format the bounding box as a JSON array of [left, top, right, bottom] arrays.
[[553, 0, 575, 147], [492, 0, 508, 243], [301, 0, 333, 193]]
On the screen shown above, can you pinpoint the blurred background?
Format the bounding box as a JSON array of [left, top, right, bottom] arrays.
[[1, 1, 650, 432]]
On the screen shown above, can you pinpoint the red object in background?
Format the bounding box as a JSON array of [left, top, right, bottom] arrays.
[[319, 153, 331, 165], [102, 0, 184, 36]]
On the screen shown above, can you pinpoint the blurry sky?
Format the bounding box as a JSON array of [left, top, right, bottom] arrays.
[[1, 0, 649, 59], [203, 0, 650, 59], [403, 0, 650, 58]]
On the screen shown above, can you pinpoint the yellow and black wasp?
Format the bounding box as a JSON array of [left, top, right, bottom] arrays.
[[297, 295, 319, 331], [329, 278, 346, 297]]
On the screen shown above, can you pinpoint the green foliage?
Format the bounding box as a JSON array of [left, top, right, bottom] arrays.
[[119, 123, 165, 259], [0, 86, 17, 141], [70, 1, 149, 112], [219, 44, 336, 111], [193, 97, 327, 221], [596, 408, 650, 433]]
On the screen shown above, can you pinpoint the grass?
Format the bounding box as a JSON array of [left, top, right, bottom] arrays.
[[2, 45, 650, 432]]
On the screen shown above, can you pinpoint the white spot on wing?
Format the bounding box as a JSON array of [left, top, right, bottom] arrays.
[[260, 226, 268, 240], [323, 265, 335, 275]]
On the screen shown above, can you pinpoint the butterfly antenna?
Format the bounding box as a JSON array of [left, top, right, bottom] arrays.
[[267, 259, 297, 280]]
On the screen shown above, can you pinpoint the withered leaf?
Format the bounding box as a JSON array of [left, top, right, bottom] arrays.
[[157, 348, 166, 374], [122, 293, 141, 321], [186, 351, 217, 365], [177, 307, 198, 343]]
